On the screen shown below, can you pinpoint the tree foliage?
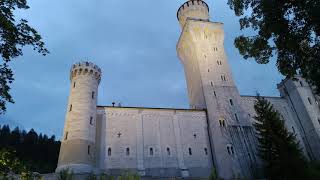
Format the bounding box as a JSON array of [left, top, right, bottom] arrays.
[[0, 0, 49, 113], [0, 124, 60, 173], [253, 96, 308, 179], [228, 0, 320, 94]]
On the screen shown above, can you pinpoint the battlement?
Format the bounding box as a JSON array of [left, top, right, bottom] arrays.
[[177, 0, 209, 28], [70, 61, 101, 83]]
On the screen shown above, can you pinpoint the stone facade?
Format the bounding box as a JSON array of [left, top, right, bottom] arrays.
[[56, 1, 320, 179]]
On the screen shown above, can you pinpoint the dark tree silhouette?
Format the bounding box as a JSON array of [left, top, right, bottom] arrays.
[[0, 124, 60, 173]]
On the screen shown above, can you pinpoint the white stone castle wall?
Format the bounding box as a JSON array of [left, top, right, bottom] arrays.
[[95, 107, 212, 177]]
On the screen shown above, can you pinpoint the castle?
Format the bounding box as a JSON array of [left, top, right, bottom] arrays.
[[56, 1, 320, 179]]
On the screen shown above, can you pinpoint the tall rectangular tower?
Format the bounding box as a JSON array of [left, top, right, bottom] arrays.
[[176, 1, 258, 179]]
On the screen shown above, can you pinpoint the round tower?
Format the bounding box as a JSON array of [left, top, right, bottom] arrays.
[[56, 62, 101, 173], [177, 0, 210, 28]]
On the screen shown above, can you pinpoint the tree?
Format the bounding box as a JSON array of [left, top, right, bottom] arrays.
[[0, 0, 49, 114], [253, 95, 308, 179], [228, 0, 320, 94]]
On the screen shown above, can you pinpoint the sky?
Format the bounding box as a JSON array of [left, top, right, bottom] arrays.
[[0, 0, 284, 138]]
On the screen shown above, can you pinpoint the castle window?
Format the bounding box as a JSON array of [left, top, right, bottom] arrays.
[[219, 119, 226, 127], [211, 82, 213, 86], [208, 69, 210, 72], [92, 91, 95, 99], [65, 132, 68, 140], [88, 145, 91, 155], [308, 97, 312, 105], [204, 148, 208, 155], [318, 118, 320, 125], [229, 99, 234, 106], [227, 144, 234, 155], [73, 82, 76, 88], [69, 104, 72, 112], [292, 126, 296, 133], [150, 147, 154, 156], [126, 148, 130, 156], [90, 117, 93, 125], [167, 147, 171, 156], [235, 114, 239, 121], [188, 148, 192, 155], [217, 61, 222, 65], [213, 91, 216, 97], [108, 148, 111, 156]]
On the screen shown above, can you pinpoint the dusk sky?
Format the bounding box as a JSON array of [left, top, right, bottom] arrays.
[[0, 0, 283, 138]]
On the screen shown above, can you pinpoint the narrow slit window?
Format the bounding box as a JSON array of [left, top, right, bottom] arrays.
[[150, 147, 154, 156], [308, 97, 312, 105], [88, 145, 91, 155], [211, 82, 213, 86], [204, 148, 208, 155], [229, 99, 234, 106], [318, 118, 320, 125], [92, 91, 95, 99], [188, 148, 192, 155], [65, 132, 68, 140], [227, 146, 230, 154], [231, 147, 234, 154], [126, 148, 130, 156], [292, 126, 296, 133], [90, 117, 93, 125], [108, 148, 111, 156], [69, 104, 72, 112], [208, 69, 210, 72], [235, 114, 239, 121], [167, 147, 171, 156], [213, 91, 216, 97], [73, 82, 76, 88]]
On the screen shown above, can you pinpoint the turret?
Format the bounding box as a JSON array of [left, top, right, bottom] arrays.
[[56, 62, 101, 173], [177, 0, 209, 28]]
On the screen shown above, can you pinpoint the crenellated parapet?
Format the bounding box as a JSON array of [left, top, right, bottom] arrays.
[[177, 0, 209, 28], [70, 62, 101, 83]]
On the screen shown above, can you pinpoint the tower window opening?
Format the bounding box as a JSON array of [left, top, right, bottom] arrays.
[[167, 147, 171, 156], [88, 145, 91, 155], [308, 97, 312, 105], [108, 148, 111, 156], [318, 118, 320, 125], [69, 104, 72, 112], [300, 81, 303, 86], [193, 134, 197, 139], [229, 99, 234, 106], [90, 117, 93, 125], [227, 146, 230, 154], [92, 91, 95, 99], [65, 132, 68, 140], [292, 126, 296, 133], [188, 148, 192, 155], [204, 148, 208, 155], [219, 119, 226, 127], [231, 147, 234, 154], [211, 82, 213, 86], [73, 82, 76, 88], [150, 147, 154, 156], [213, 91, 216, 97], [208, 69, 210, 72], [126, 148, 130, 156], [235, 114, 239, 121]]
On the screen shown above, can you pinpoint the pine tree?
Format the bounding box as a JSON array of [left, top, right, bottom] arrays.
[[253, 96, 308, 179]]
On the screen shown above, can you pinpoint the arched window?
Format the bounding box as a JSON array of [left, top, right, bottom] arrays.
[[126, 148, 130, 156], [188, 148, 192, 155], [204, 148, 208, 155], [211, 82, 213, 86], [108, 148, 111, 156], [167, 147, 171, 156], [150, 147, 154, 156]]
